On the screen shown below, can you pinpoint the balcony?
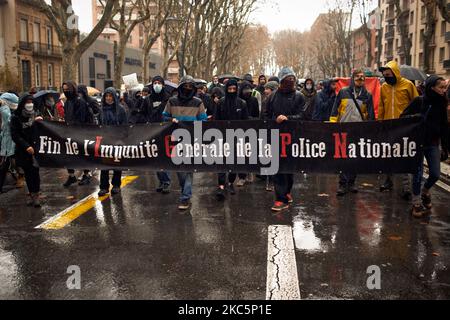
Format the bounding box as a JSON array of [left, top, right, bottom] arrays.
[[444, 59, 450, 69], [31, 42, 62, 58], [385, 29, 395, 40], [446, 32, 450, 42], [19, 41, 33, 51]]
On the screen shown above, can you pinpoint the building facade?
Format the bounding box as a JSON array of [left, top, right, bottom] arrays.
[[0, 0, 63, 92], [376, 0, 450, 77]]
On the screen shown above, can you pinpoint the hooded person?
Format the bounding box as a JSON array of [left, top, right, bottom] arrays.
[[214, 79, 249, 200], [144, 75, 172, 193], [33, 93, 57, 121], [209, 86, 225, 119], [378, 61, 419, 197], [264, 67, 306, 212], [78, 84, 101, 125], [163, 75, 208, 211], [196, 83, 214, 118], [242, 73, 262, 113], [313, 79, 337, 121], [128, 88, 148, 125], [256, 74, 267, 95], [0, 93, 18, 192], [238, 80, 260, 120], [402, 75, 449, 218], [62, 81, 93, 188], [300, 78, 318, 121], [97, 87, 128, 197], [329, 69, 375, 196], [10, 94, 42, 207]]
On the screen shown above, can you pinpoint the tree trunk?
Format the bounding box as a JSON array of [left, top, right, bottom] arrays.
[[62, 45, 80, 83], [114, 39, 127, 89], [422, 2, 437, 73]]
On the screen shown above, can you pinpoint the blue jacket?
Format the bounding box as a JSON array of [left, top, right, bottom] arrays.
[[0, 105, 15, 157], [313, 80, 337, 121]]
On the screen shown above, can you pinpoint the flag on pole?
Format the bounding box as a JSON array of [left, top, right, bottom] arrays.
[[368, 8, 381, 30]]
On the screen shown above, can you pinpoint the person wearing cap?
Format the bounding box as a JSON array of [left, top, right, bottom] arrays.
[[162, 75, 208, 211], [0, 93, 19, 192], [242, 73, 262, 114], [378, 61, 419, 198], [329, 69, 375, 196], [264, 67, 305, 212], [143, 76, 172, 194]]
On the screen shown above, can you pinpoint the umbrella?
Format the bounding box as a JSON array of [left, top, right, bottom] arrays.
[[218, 74, 241, 83], [399, 65, 427, 81], [33, 90, 60, 102], [87, 86, 100, 96], [194, 78, 207, 85]]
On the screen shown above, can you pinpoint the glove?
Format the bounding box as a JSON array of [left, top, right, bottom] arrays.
[[441, 149, 449, 162]]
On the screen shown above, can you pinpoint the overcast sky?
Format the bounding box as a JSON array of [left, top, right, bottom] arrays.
[[72, 0, 343, 34]]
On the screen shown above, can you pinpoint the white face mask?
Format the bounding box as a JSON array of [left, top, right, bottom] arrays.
[[306, 84, 313, 90], [153, 84, 163, 94], [24, 103, 34, 112], [10, 103, 18, 111]]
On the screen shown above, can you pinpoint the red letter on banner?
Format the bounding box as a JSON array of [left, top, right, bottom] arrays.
[[280, 133, 292, 158], [165, 135, 175, 158], [94, 136, 102, 157], [333, 133, 348, 159]]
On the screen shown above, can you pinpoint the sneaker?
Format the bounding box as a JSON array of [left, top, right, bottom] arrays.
[[178, 200, 191, 211], [380, 179, 393, 192], [401, 191, 412, 201], [412, 204, 427, 218], [161, 183, 170, 194], [78, 174, 91, 186], [336, 185, 347, 196], [16, 174, 25, 188], [266, 183, 274, 192], [31, 193, 41, 208], [227, 183, 236, 195], [216, 187, 226, 201], [156, 183, 163, 193], [63, 175, 78, 187], [98, 189, 109, 197], [348, 184, 358, 193], [421, 193, 432, 209], [236, 179, 246, 187], [271, 201, 289, 212], [111, 187, 121, 195], [286, 193, 294, 203]]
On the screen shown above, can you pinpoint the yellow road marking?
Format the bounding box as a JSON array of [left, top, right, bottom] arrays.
[[35, 176, 139, 230]]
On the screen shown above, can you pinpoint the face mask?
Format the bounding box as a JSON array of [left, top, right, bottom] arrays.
[[63, 90, 75, 99], [10, 103, 18, 111], [384, 76, 397, 86], [25, 103, 34, 112], [153, 84, 163, 94], [182, 87, 193, 97], [45, 99, 54, 107], [306, 84, 313, 90]]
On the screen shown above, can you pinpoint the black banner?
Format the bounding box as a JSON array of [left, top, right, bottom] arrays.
[[34, 117, 424, 174]]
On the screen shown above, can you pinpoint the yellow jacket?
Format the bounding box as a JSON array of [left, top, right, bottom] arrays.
[[378, 61, 419, 120]]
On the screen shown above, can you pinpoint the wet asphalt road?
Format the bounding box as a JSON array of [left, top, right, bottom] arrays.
[[0, 169, 449, 300]]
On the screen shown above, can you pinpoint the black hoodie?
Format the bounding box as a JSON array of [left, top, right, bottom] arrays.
[[313, 79, 337, 121], [402, 75, 449, 150], [10, 94, 36, 164], [144, 76, 171, 123], [78, 84, 99, 124], [215, 80, 249, 121], [62, 81, 90, 124], [239, 81, 259, 119]]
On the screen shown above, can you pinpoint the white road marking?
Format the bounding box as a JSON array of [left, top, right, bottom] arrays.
[[266, 225, 301, 300]]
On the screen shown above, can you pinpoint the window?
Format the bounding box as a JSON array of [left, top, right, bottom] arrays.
[[48, 64, 54, 87], [89, 80, 96, 88], [421, 5, 426, 22], [20, 19, 28, 42], [89, 57, 95, 79], [34, 63, 41, 88], [441, 21, 446, 37], [33, 23, 40, 43], [420, 29, 424, 43], [22, 60, 31, 91], [419, 52, 424, 66], [106, 60, 111, 79], [46, 26, 53, 49], [410, 11, 414, 25]]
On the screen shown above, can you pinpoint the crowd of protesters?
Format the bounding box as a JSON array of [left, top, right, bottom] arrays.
[[0, 60, 449, 218]]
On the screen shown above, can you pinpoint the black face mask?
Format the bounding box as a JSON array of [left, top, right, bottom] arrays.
[[64, 91, 75, 99], [384, 76, 397, 86]]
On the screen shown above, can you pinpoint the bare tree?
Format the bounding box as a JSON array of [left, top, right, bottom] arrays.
[[357, 0, 375, 67], [272, 30, 309, 77], [104, 0, 151, 87], [422, 0, 438, 73], [436, 0, 450, 23], [22, 0, 118, 82], [393, 0, 412, 65]]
